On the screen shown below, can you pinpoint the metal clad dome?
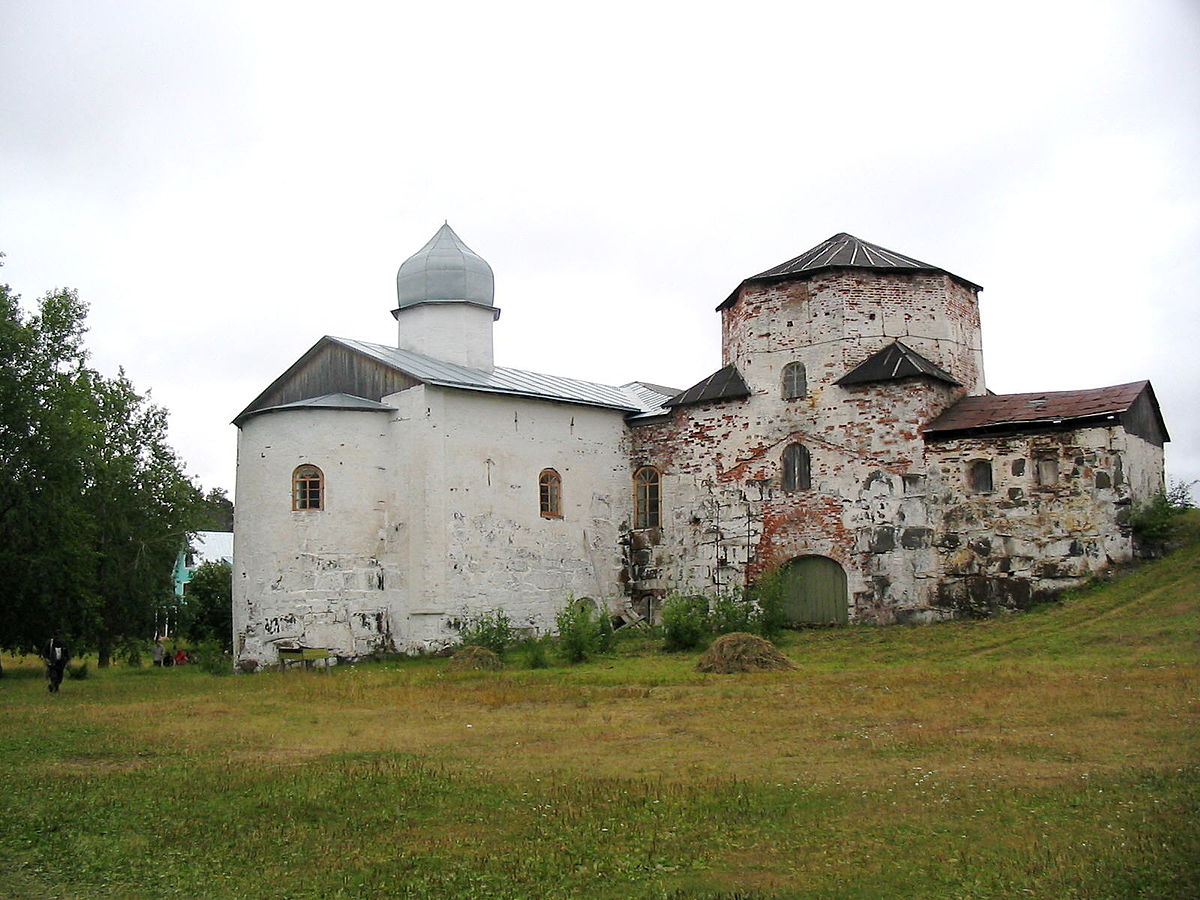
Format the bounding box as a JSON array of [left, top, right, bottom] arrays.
[[396, 223, 494, 309]]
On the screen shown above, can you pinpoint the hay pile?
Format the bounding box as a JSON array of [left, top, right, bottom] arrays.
[[696, 632, 795, 673], [447, 645, 503, 671]]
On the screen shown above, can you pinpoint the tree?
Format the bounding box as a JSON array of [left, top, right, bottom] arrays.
[[0, 278, 97, 672], [82, 369, 205, 665], [179, 560, 233, 650], [198, 487, 234, 532], [0, 263, 205, 670]]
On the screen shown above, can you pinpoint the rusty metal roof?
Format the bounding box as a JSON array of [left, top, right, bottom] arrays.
[[664, 364, 751, 408], [718, 232, 981, 310], [836, 340, 961, 387], [924, 381, 1159, 438]]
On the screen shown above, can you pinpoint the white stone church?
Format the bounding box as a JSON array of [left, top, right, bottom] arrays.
[[231, 224, 1168, 669]]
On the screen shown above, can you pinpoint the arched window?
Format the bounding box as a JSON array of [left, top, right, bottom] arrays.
[[782, 362, 807, 400], [634, 466, 661, 530], [539, 468, 562, 518], [968, 459, 993, 493], [782, 444, 811, 492], [292, 465, 324, 510]]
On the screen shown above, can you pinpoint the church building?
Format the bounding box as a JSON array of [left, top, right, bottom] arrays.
[[231, 225, 1168, 668]]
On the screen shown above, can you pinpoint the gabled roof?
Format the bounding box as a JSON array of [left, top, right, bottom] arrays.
[[836, 340, 962, 388], [236, 336, 676, 425], [335, 338, 663, 412], [664, 364, 751, 408], [924, 381, 1170, 444], [718, 232, 981, 310]]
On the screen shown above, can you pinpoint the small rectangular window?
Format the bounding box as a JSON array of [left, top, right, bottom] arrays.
[[1036, 456, 1059, 485], [968, 460, 993, 493]]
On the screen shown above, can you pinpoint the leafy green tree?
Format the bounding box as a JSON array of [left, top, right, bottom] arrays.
[[199, 487, 234, 532], [82, 369, 205, 666], [180, 560, 233, 651], [0, 263, 205, 670], [0, 278, 96, 672]]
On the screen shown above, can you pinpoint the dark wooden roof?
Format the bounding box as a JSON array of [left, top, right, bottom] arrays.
[[836, 340, 961, 388], [718, 232, 981, 311], [664, 364, 751, 408], [924, 381, 1169, 445]]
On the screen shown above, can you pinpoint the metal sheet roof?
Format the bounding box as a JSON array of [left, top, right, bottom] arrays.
[[251, 392, 397, 416], [718, 232, 981, 310], [836, 340, 962, 387], [924, 381, 1154, 437], [332, 337, 668, 414], [664, 364, 751, 408]]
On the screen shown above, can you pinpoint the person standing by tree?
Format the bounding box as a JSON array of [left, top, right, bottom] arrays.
[[42, 634, 69, 693]]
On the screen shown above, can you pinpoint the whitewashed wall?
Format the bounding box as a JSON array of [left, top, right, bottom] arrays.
[[233, 385, 634, 668]]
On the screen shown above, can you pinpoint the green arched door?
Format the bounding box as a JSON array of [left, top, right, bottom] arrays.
[[780, 556, 849, 625]]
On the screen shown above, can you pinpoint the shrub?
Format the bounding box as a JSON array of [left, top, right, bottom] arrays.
[[122, 641, 145, 668], [66, 662, 88, 680], [596, 607, 615, 653], [709, 587, 758, 636], [458, 609, 515, 657], [661, 594, 709, 652], [194, 640, 233, 676], [522, 636, 550, 669], [748, 569, 789, 640], [555, 601, 602, 664], [1131, 480, 1196, 552]]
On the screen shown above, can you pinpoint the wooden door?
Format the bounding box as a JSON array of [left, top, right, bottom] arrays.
[[780, 556, 849, 625]]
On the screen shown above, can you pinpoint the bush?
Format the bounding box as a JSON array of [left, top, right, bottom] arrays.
[[458, 609, 515, 657], [596, 607, 615, 653], [66, 662, 88, 680], [709, 587, 758, 636], [555, 601, 602, 664], [1131, 480, 1196, 551], [748, 569, 789, 640], [193, 640, 233, 676], [122, 641, 145, 668], [522, 636, 550, 669], [661, 594, 709, 652]]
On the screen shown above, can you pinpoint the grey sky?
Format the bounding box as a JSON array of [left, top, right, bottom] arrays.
[[2, 0, 1197, 498]]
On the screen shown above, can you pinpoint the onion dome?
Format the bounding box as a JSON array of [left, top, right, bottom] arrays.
[[395, 223, 494, 310]]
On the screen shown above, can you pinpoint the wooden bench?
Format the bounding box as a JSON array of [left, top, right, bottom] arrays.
[[277, 647, 333, 672]]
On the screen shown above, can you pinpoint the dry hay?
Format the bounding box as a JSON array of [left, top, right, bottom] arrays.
[[696, 632, 795, 673], [447, 646, 503, 672]]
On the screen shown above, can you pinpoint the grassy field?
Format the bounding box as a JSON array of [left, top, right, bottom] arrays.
[[2, 520, 1198, 899]]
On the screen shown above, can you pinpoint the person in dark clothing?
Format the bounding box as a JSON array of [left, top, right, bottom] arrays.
[[43, 635, 70, 693]]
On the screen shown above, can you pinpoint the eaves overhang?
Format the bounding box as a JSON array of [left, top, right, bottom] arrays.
[[390, 299, 501, 321]]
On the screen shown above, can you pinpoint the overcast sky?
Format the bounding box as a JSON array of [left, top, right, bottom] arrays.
[[2, 0, 1197, 499]]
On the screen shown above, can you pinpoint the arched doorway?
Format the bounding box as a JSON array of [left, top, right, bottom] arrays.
[[779, 555, 849, 625]]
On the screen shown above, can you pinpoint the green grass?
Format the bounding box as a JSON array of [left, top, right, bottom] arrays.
[[2, 515, 1198, 898]]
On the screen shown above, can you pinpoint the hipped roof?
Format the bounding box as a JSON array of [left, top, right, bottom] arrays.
[[719, 232, 981, 311]]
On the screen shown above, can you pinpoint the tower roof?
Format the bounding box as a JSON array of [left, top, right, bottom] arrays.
[[395, 222, 495, 312], [718, 232, 981, 310]]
